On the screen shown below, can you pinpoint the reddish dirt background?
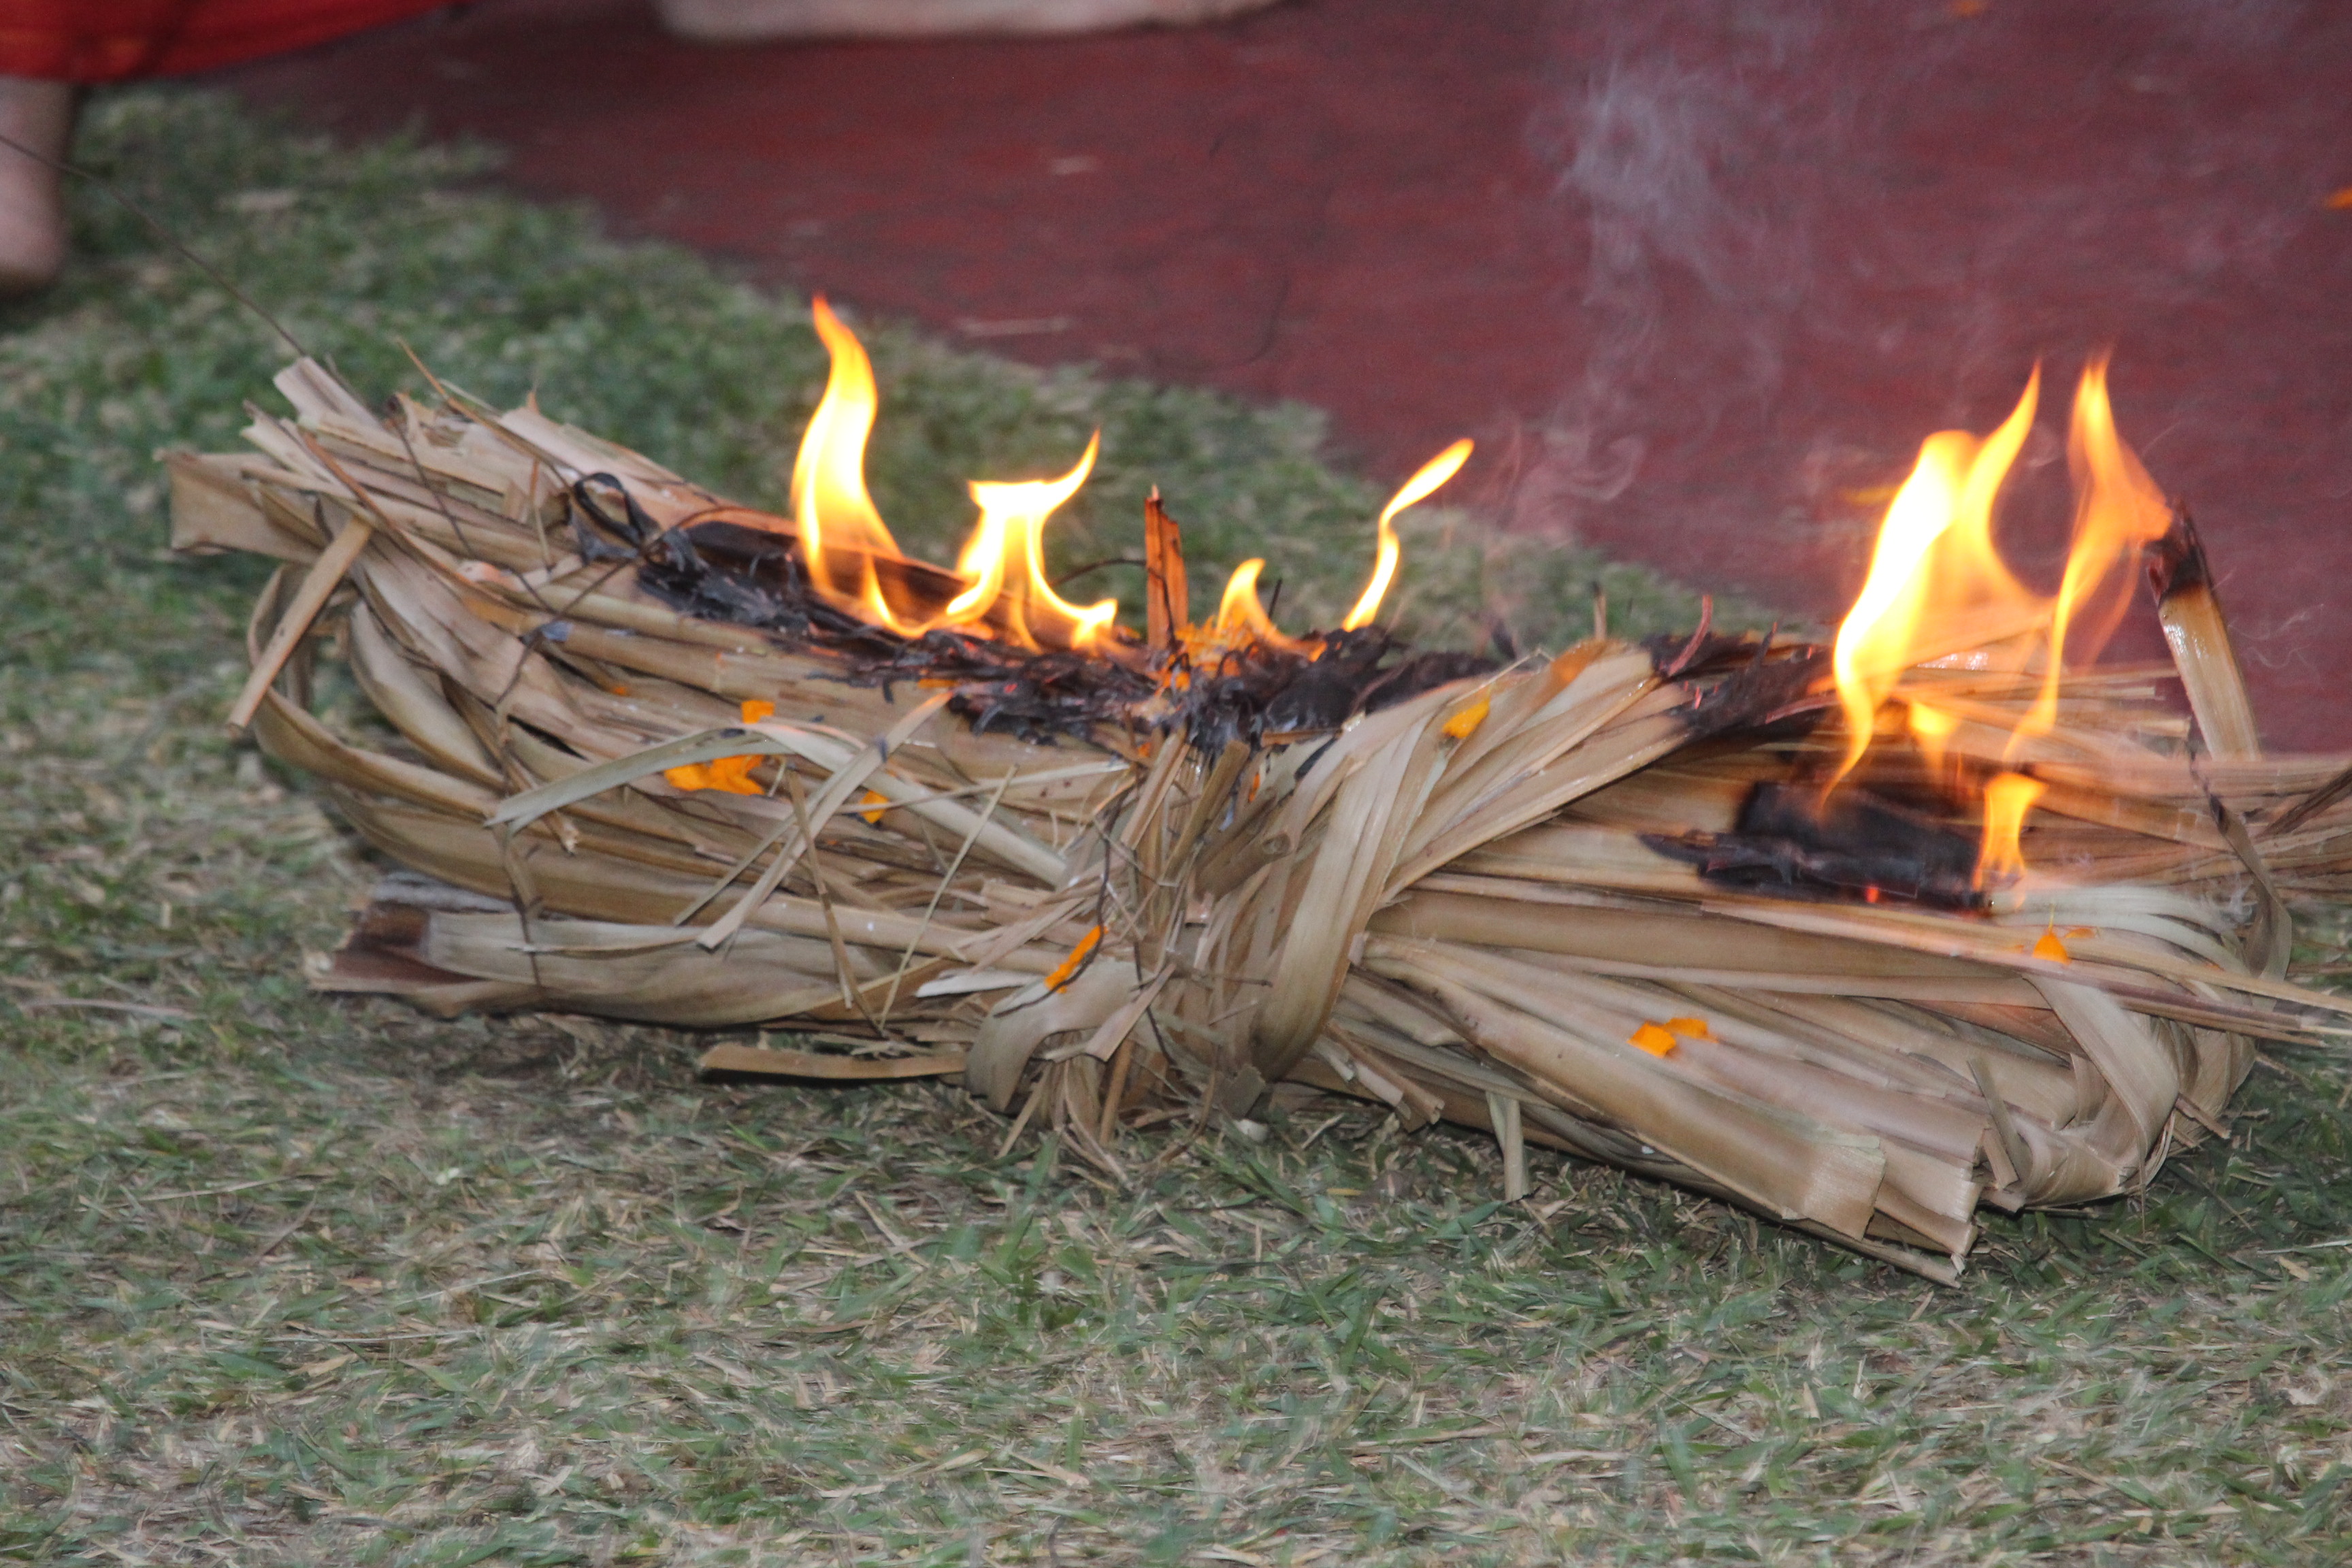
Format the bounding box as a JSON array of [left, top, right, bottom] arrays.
[[222, 0, 2352, 748]]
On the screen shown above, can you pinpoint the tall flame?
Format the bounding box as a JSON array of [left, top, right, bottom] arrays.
[[1830, 368, 2040, 783], [1829, 358, 2178, 887], [948, 433, 1115, 650], [1833, 361, 2178, 787], [2014, 354, 2174, 742], [1342, 438, 1475, 630], [792, 296, 909, 629]]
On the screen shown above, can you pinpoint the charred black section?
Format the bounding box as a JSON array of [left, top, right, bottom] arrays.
[[1641, 630, 1753, 679], [1646, 779, 1983, 910], [2144, 502, 2211, 604], [938, 645, 1156, 742], [636, 517, 819, 637], [1361, 649, 1502, 712], [629, 493, 1499, 751], [632, 513, 1152, 742], [1674, 647, 1834, 741], [1178, 631, 1497, 752]]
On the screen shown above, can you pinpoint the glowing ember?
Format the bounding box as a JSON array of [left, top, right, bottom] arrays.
[[1342, 438, 1475, 631], [1976, 770, 2046, 887]]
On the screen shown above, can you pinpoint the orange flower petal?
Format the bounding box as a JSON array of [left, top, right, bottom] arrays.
[[1441, 693, 1492, 740], [666, 755, 765, 794], [1665, 1017, 1713, 1041], [2032, 930, 2071, 962], [740, 698, 777, 723], [1629, 1022, 1679, 1057], [1042, 925, 1105, 992]]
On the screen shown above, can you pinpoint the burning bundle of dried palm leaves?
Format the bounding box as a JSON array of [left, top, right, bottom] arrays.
[[167, 305, 2352, 1281]]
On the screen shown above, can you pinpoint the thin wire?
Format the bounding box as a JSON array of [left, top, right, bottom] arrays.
[[0, 127, 311, 361]]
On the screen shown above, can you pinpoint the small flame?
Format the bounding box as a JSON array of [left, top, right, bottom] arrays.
[[1907, 700, 1959, 776], [947, 433, 1115, 651], [792, 297, 912, 629], [1830, 368, 2040, 783], [1342, 438, 1474, 630], [1207, 559, 1313, 655], [1976, 770, 2046, 887]]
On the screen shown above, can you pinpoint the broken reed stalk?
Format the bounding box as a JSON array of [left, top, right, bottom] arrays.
[[2147, 507, 2261, 761], [169, 360, 2352, 1281]]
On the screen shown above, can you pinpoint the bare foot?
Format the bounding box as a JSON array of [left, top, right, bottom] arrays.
[[0, 78, 75, 298], [654, 0, 1281, 42]]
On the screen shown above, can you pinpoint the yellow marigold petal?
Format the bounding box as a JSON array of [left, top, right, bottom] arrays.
[[1441, 693, 1492, 740], [1665, 1017, 1713, 1040], [1043, 925, 1105, 992], [1629, 1022, 1678, 1057], [2032, 930, 2071, 963], [858, 788, 890, 825]]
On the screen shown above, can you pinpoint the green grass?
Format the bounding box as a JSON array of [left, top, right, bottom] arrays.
[[3, 89, 2351, 1566]]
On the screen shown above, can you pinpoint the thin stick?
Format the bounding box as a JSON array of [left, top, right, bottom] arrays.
[[0, 129, 310, 361], [226, 517, 373, 731], [1098, 1037, 1135, 1145]]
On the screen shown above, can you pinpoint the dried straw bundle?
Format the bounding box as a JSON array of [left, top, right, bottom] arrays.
[[169, 359, 2352, 1281]]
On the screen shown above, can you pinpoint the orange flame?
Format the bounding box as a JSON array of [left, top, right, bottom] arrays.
[[793, 297, 913, 630], [1830, 368, 2040, 783], [2014, 354, 2174, 742], [1906, 700, 1958, 777], [944, 433, 1115, 651], [1977, 770, 2045, 887], [1829, 359, 2176, 886], [782, 300, 1120, 652], [1205, 559, 1313, 656], [1833, 361, 2176, 792], [1342, 438, 1474, 630]]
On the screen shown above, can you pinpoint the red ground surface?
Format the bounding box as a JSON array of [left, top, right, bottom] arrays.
[[225, 0, 2352, 748]]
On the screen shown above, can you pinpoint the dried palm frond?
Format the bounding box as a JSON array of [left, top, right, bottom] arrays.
[[169, 359, 2352, 1281]]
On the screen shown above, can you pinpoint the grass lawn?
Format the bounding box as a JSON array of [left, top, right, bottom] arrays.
[[5, 90, 2352, 1567]]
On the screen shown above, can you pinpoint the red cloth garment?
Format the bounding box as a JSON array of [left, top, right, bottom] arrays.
[[0, 1, 450, 82]]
